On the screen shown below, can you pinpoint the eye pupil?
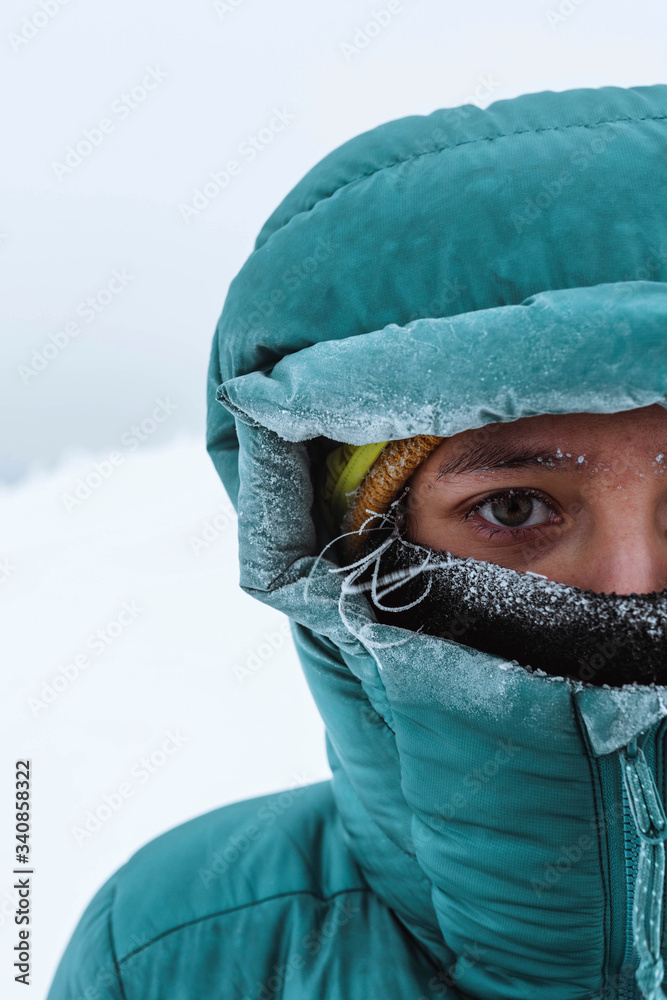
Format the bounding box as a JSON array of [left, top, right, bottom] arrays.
[[489, 495, 534, 527]]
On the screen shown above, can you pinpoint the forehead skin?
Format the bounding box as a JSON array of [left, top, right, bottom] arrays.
[[414, 403, 667, 486]]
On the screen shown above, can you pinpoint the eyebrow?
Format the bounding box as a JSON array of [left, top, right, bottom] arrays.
[[435, 441, 587, 479]]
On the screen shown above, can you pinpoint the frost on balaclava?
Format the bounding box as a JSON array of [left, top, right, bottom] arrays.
[[345, 494, 667, 688]]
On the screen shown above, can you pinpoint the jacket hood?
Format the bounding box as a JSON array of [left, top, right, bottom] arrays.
[[207, 84, 667, 999]]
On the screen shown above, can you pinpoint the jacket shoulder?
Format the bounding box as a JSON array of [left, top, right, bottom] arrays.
[[46, 781, 371, 999]]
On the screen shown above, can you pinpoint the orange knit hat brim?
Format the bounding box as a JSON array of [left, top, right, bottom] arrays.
[[343, 435, 444, 557]]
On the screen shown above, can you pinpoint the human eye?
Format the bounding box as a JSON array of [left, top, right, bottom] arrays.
[[459, 487, 562, 542]]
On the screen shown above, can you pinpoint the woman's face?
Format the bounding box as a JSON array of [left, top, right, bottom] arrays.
[[404, 403, 667, 595]]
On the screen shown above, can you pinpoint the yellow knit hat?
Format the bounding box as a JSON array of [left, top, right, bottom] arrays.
[[319, 435, 444, 557]]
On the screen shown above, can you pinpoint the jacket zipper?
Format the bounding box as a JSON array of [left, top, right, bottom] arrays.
[[621, 783, 642, 997], [598, 745, 641, 999], [596, 720, 667, 1000]]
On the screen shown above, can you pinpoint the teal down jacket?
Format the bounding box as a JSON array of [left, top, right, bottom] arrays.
[[48, 84, 667, 1000]]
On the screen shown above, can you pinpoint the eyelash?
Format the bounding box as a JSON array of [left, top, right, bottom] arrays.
[[460, 487, 561, 541]]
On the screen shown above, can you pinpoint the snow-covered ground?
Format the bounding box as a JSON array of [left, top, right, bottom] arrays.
[[0, 436, 330, 998]]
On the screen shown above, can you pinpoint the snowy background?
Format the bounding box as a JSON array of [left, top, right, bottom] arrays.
[[1, 0, 666, 994]]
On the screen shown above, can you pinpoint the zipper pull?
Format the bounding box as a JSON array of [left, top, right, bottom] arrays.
[[620, 740, 667, 845]]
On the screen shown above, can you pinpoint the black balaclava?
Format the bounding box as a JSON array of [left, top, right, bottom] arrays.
[[351, 495, 667, 688]]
